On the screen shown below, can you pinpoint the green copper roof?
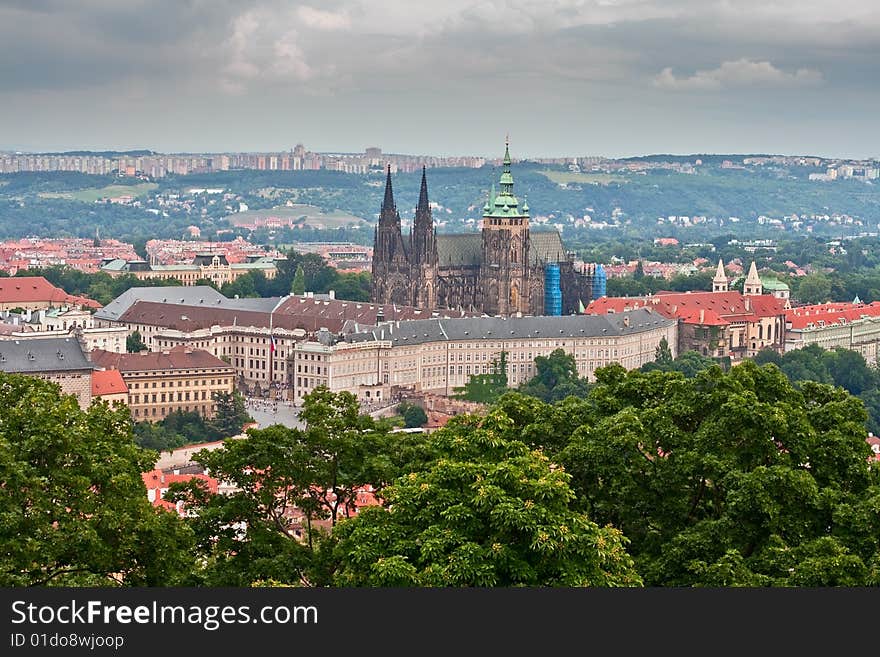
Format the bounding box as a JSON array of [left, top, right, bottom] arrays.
[[759, 277, 789, 291], [483, 139, 527, 219]]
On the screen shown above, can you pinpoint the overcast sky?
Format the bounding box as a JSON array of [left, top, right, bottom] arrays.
[[1, 0, 877, 159]]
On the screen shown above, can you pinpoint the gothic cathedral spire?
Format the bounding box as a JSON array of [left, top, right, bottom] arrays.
[[411, 166, 438, 309], [379, 164, 399, 226], [371, 165, 410, 305], [412, 166, 436, 266]]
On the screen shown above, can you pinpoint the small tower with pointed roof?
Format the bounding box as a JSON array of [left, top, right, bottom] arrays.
[[743, 261, 763, 296], [713, 259, 728, 293]]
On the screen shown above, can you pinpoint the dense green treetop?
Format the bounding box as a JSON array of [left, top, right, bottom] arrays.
[[0, 373, 194, 586], [517, 348, 592, 403], [330, 408, 641, 587], [501, 361, 880, 586]]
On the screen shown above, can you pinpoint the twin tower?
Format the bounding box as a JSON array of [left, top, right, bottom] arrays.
[[370, 141, 594, 316]]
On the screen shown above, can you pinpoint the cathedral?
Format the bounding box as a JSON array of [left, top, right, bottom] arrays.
[[371, 141, 595, 316]]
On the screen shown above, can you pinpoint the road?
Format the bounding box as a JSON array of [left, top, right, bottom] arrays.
[[245, 397, 306, 430]]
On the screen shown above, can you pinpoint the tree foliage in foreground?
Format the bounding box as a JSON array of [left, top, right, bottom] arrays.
[[0, 374, 194, 586], [500, 361, 880, 586], [330, 409, 641, 587], [167, 387, 402, 586]]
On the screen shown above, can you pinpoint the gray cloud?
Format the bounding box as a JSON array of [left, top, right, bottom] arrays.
[[0, 1, 877, 157], [653, 59, 824, 91]]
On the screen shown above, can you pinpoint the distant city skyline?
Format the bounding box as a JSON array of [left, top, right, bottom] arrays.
[[1, 144, 878, 163], [1, 1, 878, 160]]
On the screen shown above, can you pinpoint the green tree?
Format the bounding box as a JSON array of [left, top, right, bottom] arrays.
[[554, 361, 880, 586], [633, 260, 645, 280], [670, 350, 720, 378], [753, 347, 782, 367], [795, 273, 833, 304], [654, 337, 673, 367], [397, 401, 428, 428], [518, 348, 591, 402], [132, 420, 189, 452], [778, 344, 833, 385], [297, 387, 393, 526], [291, 264, 306, 295], [0, 373, 194, 586], [606, 276, 651, 297], [329, 408, 642, 587], [207, 390, 252, 438], [126, 329, 148, 353], [168, 387, 395, 585], [666, 271, 714, 292], [454, 351, 509, 403], [166, 425, 319, 586], [825, 348, 876, 396], [331, 270, 372, 302], [859, 389, 880, 435]]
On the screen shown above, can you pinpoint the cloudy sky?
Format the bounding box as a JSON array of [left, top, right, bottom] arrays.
[[1, 0, 877, 158]]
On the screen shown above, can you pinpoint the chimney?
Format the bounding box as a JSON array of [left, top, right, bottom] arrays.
[[329, 290, 335, 300]]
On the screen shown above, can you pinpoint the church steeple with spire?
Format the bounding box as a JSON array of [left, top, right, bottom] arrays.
[[379, 165, 401, 228], [713, 259, 728, 292], [371, 165, 411, 305], [370, 138, 592, 317], [411, 166, 438, 308], [411, 166, 436, 265], [479, 137, 531, 316], [743, 261, 763, 296]]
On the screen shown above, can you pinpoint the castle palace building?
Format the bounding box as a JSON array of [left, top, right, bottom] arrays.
[[371, 141, 593, 316]]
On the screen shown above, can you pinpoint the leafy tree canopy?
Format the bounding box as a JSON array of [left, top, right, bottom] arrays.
[[518, 348, 592, 403], [534, 361, 880, 586], [0, 373, 194, 586], [330, 408, 641, 587]]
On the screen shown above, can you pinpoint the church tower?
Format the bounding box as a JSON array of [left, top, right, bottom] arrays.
[[410, 166, 438, 308], [713, 259, 729, 293], [371, 166, 412, 306], [479, 139, 531, 316], [743, 261, 763, 296]]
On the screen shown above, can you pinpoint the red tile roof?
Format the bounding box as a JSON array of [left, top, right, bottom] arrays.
[[0, 276, 101, 308], [785, 302, 880, 330], [677, 307, 729, 326], [141, 469, 219, 514], [90, 345, 232, 373], [91, 368, 128, 396], [588, 291, 787, 325], [867, 435, 880, 462]]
